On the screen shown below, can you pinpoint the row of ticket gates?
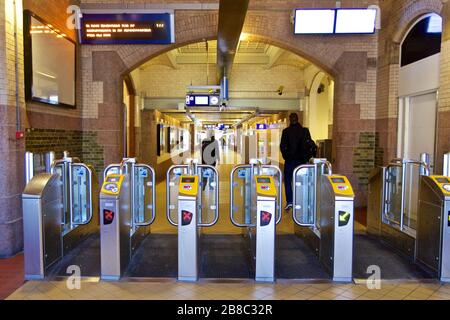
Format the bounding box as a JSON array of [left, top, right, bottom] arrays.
[[22, 152, 450, 283]]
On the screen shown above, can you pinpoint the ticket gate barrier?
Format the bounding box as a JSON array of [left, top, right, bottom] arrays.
[[367, 158, 430, 259], [416, 176, 450, 282], [230, 160, 282, 282], [100, 158, 156, 280], [166, 159, 219, 282], [293, 161, 354, 282], [22, 153, 98, 280], [25, 151, 55, 184]]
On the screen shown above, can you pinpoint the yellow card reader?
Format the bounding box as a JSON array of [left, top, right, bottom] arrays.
[[327, 175, 355, 198], [101, 174, 125, 196], [430, 176, 450, 196], [179, 175, 199, 197], [255, 176, 277, 198]]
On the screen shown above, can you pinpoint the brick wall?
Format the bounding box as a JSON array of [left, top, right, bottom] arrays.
[[25, 128, 104, 174], [138, 63, 305, 99], [375, 0, 444, 166], [0, 0, 26, 257]]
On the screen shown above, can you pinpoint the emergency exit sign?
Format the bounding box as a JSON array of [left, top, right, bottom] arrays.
[[79, 13, 175, 45]]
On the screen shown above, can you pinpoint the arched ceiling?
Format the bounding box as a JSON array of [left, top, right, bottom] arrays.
[[139, 40, 311, 70]]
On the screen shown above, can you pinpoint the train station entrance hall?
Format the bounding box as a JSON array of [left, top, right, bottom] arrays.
[[1, 0, 450, 304]]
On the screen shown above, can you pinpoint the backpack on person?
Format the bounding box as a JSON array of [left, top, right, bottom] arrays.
[[302, 128, 318, 163]]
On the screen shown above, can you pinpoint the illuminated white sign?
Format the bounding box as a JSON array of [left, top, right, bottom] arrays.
[[335, 9, 377, 34], [294, 9, 335, 34], [294, 8, 378, 35]]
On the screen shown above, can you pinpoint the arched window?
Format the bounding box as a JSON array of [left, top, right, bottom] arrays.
[[401, 13, 442, 67]]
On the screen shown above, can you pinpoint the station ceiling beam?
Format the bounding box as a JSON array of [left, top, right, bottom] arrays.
[[216, 0, 250, 84]]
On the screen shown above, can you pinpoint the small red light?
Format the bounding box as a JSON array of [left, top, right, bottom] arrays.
[[15, 131, 25, 140]]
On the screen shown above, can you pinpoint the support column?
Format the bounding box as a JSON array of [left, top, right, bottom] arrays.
[[0, 0, 26, 257]]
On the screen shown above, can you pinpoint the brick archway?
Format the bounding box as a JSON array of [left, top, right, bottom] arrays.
[[84, 9, 380, 207]]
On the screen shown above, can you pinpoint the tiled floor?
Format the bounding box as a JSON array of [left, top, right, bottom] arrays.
[[0, 254, 25, 300], [5, 280, 450, 300]]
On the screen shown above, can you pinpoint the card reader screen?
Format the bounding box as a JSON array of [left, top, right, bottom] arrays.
[[182, 177, 195, 183], [332, 178, 346, 184], [436, 178, 450, 183], [257, 178, 271, 183], [107, 177, 120, 183]]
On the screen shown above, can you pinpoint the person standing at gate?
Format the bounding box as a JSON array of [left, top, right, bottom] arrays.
[[280, 113, 317, 211], [201, 131, 220, 191]]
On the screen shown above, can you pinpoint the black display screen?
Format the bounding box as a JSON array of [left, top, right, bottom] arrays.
[[79, 13, 174, 45], [332, 178, 346, 184], [257, 178, 271, 184], [182, 177, 195, 183], [436, 178, 450, 184]]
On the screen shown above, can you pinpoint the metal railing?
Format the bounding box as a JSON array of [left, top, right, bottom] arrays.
[[166, 163, 220, 227], [292, 159, 333, 228], [104, 158, 156, 227], [49, 154, 94, 227], [292, 164, 316, 227], [383, 158, 430, 233], [230, 162, 283, 228]]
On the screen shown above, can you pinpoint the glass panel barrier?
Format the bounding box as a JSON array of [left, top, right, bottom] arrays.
[[71, 164, 90, 224], [383, 164, 403, 226], [403, 162, 423, 232], [232, 166, 255, 226], [133, 165, 155, 226], [53, 163, 69, 229], [293, 166, 316, 227], [198, 166, 219, 226]]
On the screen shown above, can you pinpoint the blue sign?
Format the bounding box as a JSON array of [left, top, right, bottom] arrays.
[[203, 170, 212, 179], [238, 169, 247, 179], [256, 124, 268, 130], [80, 13, 174, 45], [139, 168, 148, 178]]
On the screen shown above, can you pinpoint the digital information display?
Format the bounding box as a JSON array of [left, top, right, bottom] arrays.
[[186, 95, 220, 107], [107, 176, 120, 183], [257, 178, 272, 184], [294, 8, 377, 35], [182, 177, 196, 183], [79, 13, 175, 45], [332, 178, 346, 184], [436, 178, 450, 184]]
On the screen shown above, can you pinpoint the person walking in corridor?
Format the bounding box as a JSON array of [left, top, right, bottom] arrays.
[[280, 113, 316, 211]]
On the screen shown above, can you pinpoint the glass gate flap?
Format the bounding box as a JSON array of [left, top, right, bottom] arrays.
[[198, 167, 219, 225], [384, 164, 403, 225], [71, 164, 91, 224], [382, 159, 430, 236], [231, 166, 254, 226], [293, 165, 316, 226], [133, 165, 155, 226], [230, 163, 282, 228]]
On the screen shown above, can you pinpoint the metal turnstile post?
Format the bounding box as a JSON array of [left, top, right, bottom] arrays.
[[230, 161, 282, 283], [100, 174, 131, 281], [417, 175, 450, 282], [167, 160, 219, 282]]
